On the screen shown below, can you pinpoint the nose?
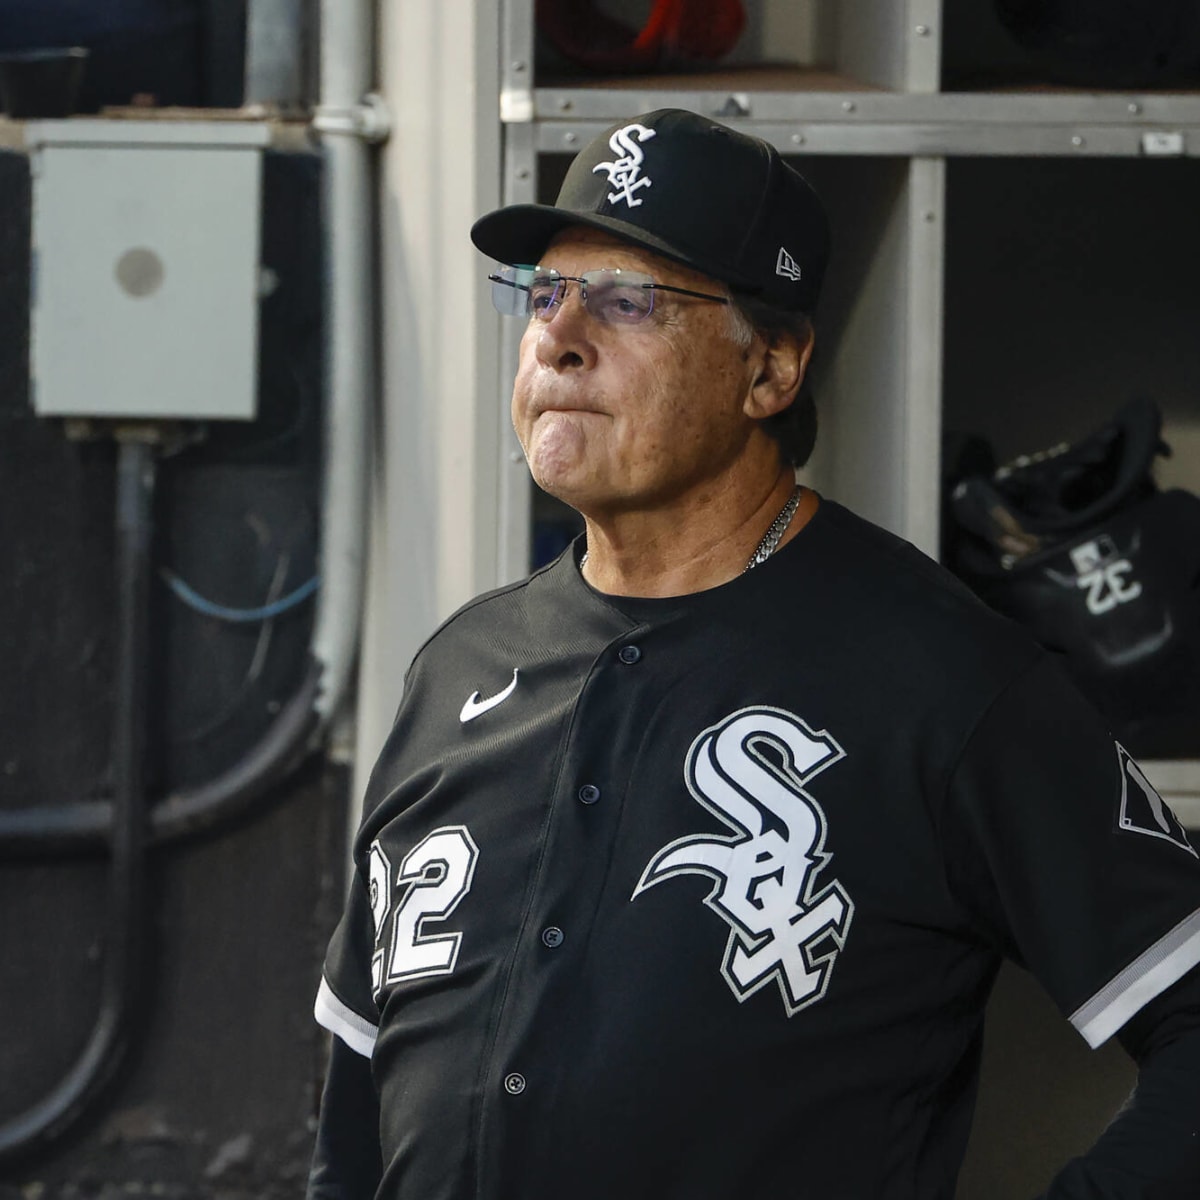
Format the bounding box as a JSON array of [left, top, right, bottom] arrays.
[[533, 287, 598, 373]]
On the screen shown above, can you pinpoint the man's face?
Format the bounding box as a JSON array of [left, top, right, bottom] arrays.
[[510, 229, 769, 518]]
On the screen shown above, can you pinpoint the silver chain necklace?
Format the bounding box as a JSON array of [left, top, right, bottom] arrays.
[[580, 485, 803, 574], [743, 484, 803, 572]]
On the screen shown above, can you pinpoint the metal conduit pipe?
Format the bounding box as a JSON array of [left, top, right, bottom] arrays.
[[0, 439, 155, 1165], [309, 0, 379, 725], [0, 662, 321, 859], [244, 0, 306, 108]]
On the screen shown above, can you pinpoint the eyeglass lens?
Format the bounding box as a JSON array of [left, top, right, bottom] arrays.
[[489, 266, 656, 324]]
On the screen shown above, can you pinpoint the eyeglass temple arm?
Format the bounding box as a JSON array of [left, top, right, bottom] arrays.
[[648, 283, 730, 304], [488, 273, 530, 293]]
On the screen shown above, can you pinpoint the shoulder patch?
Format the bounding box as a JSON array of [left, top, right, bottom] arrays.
[[1116, 743, 1197, 858]]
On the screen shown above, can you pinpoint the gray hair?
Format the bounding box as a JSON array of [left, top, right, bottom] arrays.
[[725, 294, 818, 468]]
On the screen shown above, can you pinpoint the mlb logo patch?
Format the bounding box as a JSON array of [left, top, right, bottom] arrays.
[[1070, 537, 1116, 575], [1116, 743, 1196, 857]]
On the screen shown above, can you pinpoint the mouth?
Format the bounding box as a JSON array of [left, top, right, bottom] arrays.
[[516, 377, 610, 423], [535, 402, 605, 418]]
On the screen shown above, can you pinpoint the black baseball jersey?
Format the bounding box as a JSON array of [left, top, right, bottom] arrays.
[[315, 498, 1200, 1200]]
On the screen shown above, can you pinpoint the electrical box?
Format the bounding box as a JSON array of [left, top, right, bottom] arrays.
[[27, 120, 266, 421]]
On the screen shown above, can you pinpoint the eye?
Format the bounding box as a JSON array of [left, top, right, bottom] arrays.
[[591, 285, 652, 324], [527, 282, 558, 315]]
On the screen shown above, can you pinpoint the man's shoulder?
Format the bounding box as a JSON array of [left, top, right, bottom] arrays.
[[807, 500, 1017, 625], [405, 547, 598, 678], [439, 563, 551, 629], [775, 499, 1044, 685]]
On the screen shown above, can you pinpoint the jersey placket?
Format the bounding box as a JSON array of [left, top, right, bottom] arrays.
[[472, 623, 656, 1196]]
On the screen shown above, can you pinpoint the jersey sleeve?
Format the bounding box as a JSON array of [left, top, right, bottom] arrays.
[[314, 672, 421, 1059], [314, 865, 380, 1059], [307, 1033, 383, 1199], [940, 654, 1200, 1048]]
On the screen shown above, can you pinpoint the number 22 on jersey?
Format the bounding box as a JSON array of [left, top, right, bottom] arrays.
[[369, 826, 480, 996]]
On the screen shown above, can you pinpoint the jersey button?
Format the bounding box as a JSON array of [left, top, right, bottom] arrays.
[[618, 644, 642, 664], [541, 926, 565, 948], [578, 784, 601, 805], [504, 1073, 526, 1095]]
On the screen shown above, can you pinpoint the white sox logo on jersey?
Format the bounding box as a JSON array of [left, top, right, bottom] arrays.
[[592, 123, 657, 208], [634, 706, 854, 1017]]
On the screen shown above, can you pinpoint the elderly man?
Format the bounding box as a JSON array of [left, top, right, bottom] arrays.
[[309, 109, 1200, 1199]]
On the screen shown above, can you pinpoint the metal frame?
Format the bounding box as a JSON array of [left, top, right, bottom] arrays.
[[525, 104, 1200, 159], [496, 119, 537, 583]]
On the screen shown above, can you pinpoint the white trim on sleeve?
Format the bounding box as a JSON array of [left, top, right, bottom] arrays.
[[1070, 907, 1200, 1048], [314, 976, 378, 1058]]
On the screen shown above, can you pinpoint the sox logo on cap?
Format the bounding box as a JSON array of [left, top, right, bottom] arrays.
[[592, 123, 657, 208]]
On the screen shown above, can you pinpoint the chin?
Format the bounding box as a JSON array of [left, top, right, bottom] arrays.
[[529, 466, 612, 515], [526, 447, 590, 502], [530, 470, 586, 508]]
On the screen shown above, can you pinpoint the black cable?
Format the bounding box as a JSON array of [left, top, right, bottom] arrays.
[[0, 438, 155, 1165], [0, 660, 321, 860]]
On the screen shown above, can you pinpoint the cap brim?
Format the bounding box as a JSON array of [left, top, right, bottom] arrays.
[[470, 204, 763, 294]]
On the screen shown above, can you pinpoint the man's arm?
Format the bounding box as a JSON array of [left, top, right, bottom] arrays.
[[307, 1035, 383, 1200], [1040, 965, 1200, 1199]]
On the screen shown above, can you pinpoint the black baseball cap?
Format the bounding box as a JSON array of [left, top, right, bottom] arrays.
[[470, 108, 830, 314]]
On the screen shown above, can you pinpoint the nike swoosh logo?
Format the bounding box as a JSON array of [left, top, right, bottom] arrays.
[[459, 669, 519, 723]]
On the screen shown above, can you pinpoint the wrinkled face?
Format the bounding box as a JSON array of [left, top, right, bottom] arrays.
[[510, 229, 766, 518]]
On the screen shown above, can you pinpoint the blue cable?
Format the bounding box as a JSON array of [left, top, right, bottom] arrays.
[[160, 569, 320, 624]]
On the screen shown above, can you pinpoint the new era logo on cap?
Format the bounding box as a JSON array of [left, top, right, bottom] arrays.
[[775, 247, 802, 281]]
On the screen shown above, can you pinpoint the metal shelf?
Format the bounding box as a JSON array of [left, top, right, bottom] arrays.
[[0, 111, 310, 152], [522, 92, 1200, 159], [530, 85, 1200, 124]]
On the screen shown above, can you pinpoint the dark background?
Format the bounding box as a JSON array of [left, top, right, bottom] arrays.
[[0, 131, 345, 1195]]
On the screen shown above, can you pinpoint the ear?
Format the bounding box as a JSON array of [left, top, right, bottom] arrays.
[[743, 327, 814, 421]]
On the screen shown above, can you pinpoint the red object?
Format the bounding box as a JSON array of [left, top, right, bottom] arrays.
[[537, 0, 745, 73]]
